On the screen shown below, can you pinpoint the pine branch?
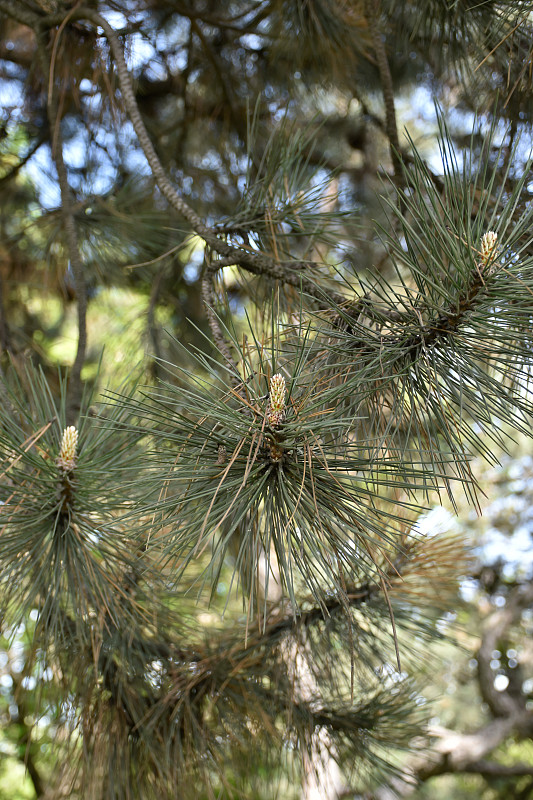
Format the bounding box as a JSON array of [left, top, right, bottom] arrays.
[[476, 579, 533, 719], [324, 241, 501, 373], [461, 762, 533, 778], [363, 0, 402, 182], [397, 253, 495, 357], [420, 712, 533, 780], [75, 8, 347, 307], [364, 713, 533, 798], [1, 2, 533, 796], [353, 89, 445, 195], [254, 583, 378, 644], [0, 0, 422, 324]]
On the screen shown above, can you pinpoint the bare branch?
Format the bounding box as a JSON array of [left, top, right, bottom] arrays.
[[462, 761, 533, 778], [364, 712, 533, 799], [424, 717, 529, 775], [477, 580, 533, 718]]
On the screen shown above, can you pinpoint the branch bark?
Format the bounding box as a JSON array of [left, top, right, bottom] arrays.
[[364, 711, 533, 799], [477, 581, 533, 718], [363, 0, 402, 182]]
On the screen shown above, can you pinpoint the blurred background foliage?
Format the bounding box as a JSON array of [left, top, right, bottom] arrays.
[[0, 1, 532, 799]]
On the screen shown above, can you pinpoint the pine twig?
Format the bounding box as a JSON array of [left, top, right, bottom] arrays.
[[363, 0, 403, 182]]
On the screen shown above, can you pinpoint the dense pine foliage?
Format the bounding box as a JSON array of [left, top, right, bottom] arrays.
[[0, 2, 533, 798]]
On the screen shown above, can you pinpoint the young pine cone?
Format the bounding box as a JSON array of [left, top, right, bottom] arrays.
[[267, 373, 286, 427]]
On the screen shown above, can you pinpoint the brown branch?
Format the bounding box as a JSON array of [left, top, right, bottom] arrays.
[[157, 2, 271, 33], [365, 712, 533, 799], [363, 0, 403, 182], [173, 20, 193, 168], [462, 761, 533, 778], [476, 580, 533, 719], [353, 91, 445, 194], [421, 717, 530, 777], [0, 0, 41, 27]]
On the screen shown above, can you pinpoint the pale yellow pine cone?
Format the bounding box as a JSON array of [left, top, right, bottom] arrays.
[[267, 373, 286, 427], [57, 425, 78, 471], [480, 231, 498, 269]]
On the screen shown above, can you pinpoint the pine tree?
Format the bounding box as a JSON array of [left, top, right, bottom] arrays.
[[0, 2, 532, 798]]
